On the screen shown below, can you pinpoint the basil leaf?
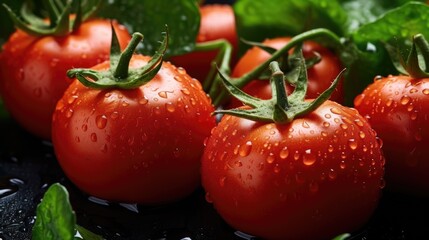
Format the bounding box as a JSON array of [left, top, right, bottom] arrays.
[[233, 0, 348, 54], [98, 0, 200, 58], [343, 2, 429, 104], [32, 183, 77, 240]]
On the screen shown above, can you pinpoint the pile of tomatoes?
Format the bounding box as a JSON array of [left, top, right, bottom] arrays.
[[0, 1, 428, 240]]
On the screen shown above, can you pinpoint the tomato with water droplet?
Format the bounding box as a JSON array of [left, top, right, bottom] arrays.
[[0, 19, 131, 139], [52, 55, 216, 204], [201, 101, 384, 240], [354, 75, 429, 196]]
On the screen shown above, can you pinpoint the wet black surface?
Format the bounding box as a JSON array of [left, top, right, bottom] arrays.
[[1, 117, 429, 240]]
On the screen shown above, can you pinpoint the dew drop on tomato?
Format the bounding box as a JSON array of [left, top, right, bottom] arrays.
[[138, 97, 148, 105], [65, 109, 73, 118], [348, 139, 358, 150], [165, 102, 175, 112], [96, 115, 108, 129], [266, 153, 275, 164], [238, 141, 252, 157], [279, 147, 289, 159], [303, 149, 316, 166], [90, 133, 97, 142], [400, 95, 411, 105], [328, 168, 337, 180]]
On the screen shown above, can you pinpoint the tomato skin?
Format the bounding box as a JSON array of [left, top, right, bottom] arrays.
[[229, 37, 344, 108], [354, 75, 429, 196], [52, 55, 216, 204], [169, 4, 237, 82], [0, 19, 131, 140], [202, 101, 384, 239]]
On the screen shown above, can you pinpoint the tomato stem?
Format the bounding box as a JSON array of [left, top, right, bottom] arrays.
[[2, 0, 102, 37], [67, 28, 168, 90], [114, 32, 144, 79], [211, 28, 343, 107], [215, 47, 345, 123]]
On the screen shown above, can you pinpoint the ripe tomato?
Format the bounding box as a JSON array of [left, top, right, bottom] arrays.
[[52, 55, 216, 204], [0, 19, 131, 139], [354, 75, 429, 196], [229, 37, 344, 108], [169, 4, 237, 82], [202, 101, 384, 239]]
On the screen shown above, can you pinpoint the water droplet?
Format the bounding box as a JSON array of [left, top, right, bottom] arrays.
[[90, 133, 97, 142], [139, 97, 148, 105], [324, 113, 331, 119], [81, 124, 88, 132], [101, 144, 108, 153], [414, 131, 423, 141], [165, 102, 175, 112], [340, 123, 348, 130], [330, 107, 341, 115], [239, 141, 252, 157], [266, 153, 275, 164], [96, 115, 108, 129], [302, 121, 310, 128], [65, 108, 73, 118], [359, 131, 366, 139], [410, 111, 418, 120], [328, 145, 334, 153], [67, 95, 78, 104], [323, 122, 330, 128], [177, 67, 187, 74], [355, 119, 364, 127], [111, 111, 119, 119], [279, 147, 289, 159], [340, 161, 346, 169], [400, 95, 411, 105], [328, 169, 337, 180], [423, 89, 429, 95], [293, 151, 300, 161], [379, 178, 386, 189], [373, 75, 383, 81], [174, 75, 182, 82], [273, 164, 281, 173], [75, 136, 80, 143], [158, 91, 169, 98], [303, 149, 316, 166], [181, 88, 191, 95], [348, 139, 358, 150]]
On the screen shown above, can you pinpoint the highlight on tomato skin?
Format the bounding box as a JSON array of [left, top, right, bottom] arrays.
[[168, 4, 238, 82], [0, 17, 131, 140], [228, 37, 344, 108], [52, 54, 216, 205]]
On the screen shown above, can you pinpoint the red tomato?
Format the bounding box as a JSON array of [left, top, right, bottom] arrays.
[[229, 37, 344, 108], [52, 55, 216, 204], [169, 4, 237, 82], [0, 20, 131, 139], [202, 101, 384, 239], [354, 75, 429, 196]]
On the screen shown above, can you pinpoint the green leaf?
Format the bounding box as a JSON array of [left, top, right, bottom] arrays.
[[32, 183, 76, 240], [331, 233, 351, 240], [75, 225, 103, 240], [342, 2, 429, 104], [233, 0, 348, 54], [0, 0, 23, 46], [98, 0, 200, 58], [339, 0, 425, 32]]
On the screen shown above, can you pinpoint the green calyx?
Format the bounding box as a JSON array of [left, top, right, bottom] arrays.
[[3, 0, 102, 37], [216, 47, 345, 124], [67, 26, 168, 90], [209, 28, 343, 107], [386, 33, 429, 79]]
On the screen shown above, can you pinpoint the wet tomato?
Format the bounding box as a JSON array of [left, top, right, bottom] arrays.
[[52, 55, 216, 204], [229, 37, 344, 108], [169, 4, 237, 82], [0, 20, 131, 139], [202, 101, 385, 239], [354, 75, 429, 196]]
